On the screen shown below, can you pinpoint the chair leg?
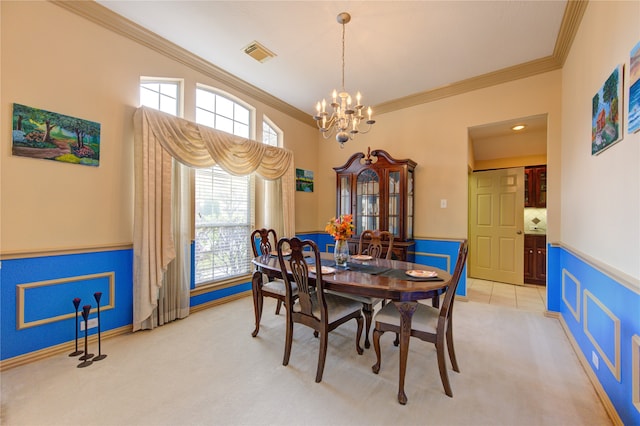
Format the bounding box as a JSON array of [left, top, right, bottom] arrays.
[[283, 312, 294, 366], [355, 315, 364, 355], [432, 293, 440, 308], [436, 331, 453, 397], [446, 319, 460, 372], [275, 299, 283, 315], [371, 328, 383, 374], [362, 303, 373, 349], [251, 272, 264, 337], [315, 330, 328, 383]]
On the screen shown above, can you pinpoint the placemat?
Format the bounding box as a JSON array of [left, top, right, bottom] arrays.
[[379, 268, 444, 281], [344, 263, 392, 275]]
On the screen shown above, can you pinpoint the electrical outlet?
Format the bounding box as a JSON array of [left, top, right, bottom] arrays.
[[592, 351, 599, 369], [80, 318, 98, 331]]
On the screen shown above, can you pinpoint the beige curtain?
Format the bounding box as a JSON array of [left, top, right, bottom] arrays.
[[137, 161, 192, 329], [256, 177, 284, 239], [133, 106, 295, 331]]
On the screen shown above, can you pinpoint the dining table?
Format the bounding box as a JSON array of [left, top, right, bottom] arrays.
[[252, 251, 452, 405]]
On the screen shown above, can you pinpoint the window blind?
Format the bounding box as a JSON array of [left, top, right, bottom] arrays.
[[195, 165, 252, 284]]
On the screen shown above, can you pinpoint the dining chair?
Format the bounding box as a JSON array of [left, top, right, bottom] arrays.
[[371, 239, 469, 397], [330, 229, 394, 349], [358, 229, 394, 260], [277, 237, 364, 383], [250, 228, 297, 337]]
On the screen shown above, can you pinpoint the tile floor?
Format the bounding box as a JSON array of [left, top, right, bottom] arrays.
[[466, 277, 547, 312]]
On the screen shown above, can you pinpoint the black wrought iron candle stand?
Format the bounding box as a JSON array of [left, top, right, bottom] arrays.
[[77, 305, 94, 368], [92, 292, 107, 361], [69, 297, 83, 357]]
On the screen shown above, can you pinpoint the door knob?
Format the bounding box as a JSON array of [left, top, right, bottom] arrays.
[[516, 230, 522, 234]]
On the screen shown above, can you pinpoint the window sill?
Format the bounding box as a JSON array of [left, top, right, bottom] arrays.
[[191, 274, 253, 297]]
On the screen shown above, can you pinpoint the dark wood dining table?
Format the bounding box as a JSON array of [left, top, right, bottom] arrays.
[[252, 252, 452, 404]]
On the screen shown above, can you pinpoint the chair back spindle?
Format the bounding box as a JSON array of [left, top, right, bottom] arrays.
[[251, 228, 278, 257]]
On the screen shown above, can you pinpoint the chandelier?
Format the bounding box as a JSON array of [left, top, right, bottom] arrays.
[[313, 12, 375, 147]]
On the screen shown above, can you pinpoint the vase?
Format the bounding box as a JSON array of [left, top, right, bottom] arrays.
[[334, 239, 350, 267]]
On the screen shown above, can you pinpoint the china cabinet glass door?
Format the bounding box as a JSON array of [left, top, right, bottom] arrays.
[[388, 171, 400, 236], [338, 175, 351, 216], [356, 169, 379, 235]]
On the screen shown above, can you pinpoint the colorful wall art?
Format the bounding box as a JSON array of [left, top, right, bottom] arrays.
[[12, 103, 100, 166], [629, 41, 640, 134], [592, 65, 623, 155], [296, 168, 314, 192]]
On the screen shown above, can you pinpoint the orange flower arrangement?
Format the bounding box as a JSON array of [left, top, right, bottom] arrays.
[[325, 214, 355, 241]]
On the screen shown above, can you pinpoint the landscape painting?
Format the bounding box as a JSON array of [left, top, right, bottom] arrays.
[[296, 168, 314, 192], [12, 103, 100, 166], [592, 65, 623, 155], [629, 41, 640, 133]]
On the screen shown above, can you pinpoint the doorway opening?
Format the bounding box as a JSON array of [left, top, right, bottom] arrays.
[[467, 114, 548, 287]]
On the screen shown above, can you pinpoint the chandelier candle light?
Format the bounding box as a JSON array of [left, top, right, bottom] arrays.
[[313, 12, 375, 147]]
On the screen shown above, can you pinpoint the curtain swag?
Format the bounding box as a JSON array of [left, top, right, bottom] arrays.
[[132, 106, 295, 330]]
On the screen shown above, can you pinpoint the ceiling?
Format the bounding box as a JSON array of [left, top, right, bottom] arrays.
[[84, 1, 579, 158]]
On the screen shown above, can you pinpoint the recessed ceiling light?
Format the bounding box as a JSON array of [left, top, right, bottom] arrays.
[[512, 124, 526, 131]]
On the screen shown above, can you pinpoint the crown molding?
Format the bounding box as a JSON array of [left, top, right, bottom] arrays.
[[50, 0, 312, 126], [553, 0, 589, 66], [374, 0, 587, 115], [50, 0, 586, 120], [374, 56, 562, 115]]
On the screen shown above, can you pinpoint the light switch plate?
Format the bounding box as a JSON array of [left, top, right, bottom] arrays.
[[440, 199, 447, 208]]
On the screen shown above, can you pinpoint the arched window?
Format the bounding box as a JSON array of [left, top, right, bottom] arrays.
[[262, 116, 281, 147], [259, 117, 284, 234], [139, 78, 182, 115], [194, 86, 255, 285]]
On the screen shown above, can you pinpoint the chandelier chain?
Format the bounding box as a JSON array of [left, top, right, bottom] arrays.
[[341, 20, 346, 91]]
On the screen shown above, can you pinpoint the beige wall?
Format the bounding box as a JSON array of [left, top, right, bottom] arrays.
[[314, 70, 562, 241], [0, 1, 317, 253], [560, 1, 640, 280], [4, 1, 637, 284]]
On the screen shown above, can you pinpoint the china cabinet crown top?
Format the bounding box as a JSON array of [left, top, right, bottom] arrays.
[[333, 147, 417, 173]]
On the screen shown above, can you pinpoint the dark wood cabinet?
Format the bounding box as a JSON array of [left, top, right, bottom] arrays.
[[524, 165, 547, 208], [334, 148, 416, 261], [524, 234, 546, 285]]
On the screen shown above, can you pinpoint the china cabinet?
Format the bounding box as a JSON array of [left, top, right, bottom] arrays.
[[524, 165, 547, 208], [334, 148, 416, 261]]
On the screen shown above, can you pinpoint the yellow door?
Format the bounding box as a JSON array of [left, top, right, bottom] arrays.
[[469, 168, 524, 285]]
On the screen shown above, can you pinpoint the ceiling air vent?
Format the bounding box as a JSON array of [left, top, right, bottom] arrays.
[[243, 41, 276, 63]]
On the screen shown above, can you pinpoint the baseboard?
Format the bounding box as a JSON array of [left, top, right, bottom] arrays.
[[0, 292, 252, 372], [0, 324, 132, 371], [189, 290, 251, 314], [557, 314, 623, 425]]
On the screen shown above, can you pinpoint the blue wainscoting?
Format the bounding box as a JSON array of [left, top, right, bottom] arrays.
[[548, 244, 640, 425], [413, 239, 467, 297], [1, 249, 133, 361], [0, 237, 464, 364]]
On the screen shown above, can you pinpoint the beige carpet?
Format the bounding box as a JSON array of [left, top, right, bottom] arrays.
[[1, 296, 612, 426]]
